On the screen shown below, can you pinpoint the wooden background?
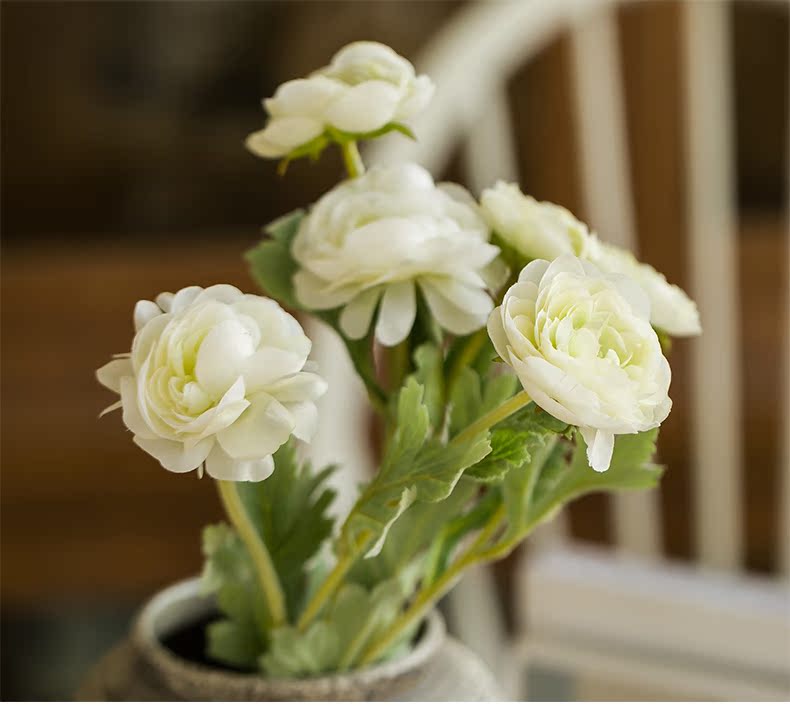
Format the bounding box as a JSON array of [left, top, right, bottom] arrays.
[[2, 1, 787, 620]]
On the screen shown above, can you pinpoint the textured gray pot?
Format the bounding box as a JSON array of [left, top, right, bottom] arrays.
[[77, 577, 501, 701]]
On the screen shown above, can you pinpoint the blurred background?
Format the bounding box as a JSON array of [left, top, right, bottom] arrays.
[[1, 0, 788, 700]]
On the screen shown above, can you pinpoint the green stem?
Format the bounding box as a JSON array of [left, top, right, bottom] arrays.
[[359, 436, 558, 665], [388, 338, 410, 394], [452, 389, 532, 446], [216, 480, 287, 627], [340, 141, 365, 178], [446, 330, 488, 399], [358, 539, 476, 666], [296, 553, 353, 631]]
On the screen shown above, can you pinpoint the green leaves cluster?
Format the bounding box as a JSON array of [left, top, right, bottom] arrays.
[[262, 565, 420, 676], [200, 440, 336, 668], [223, 223, 668, 678], [336, 378, 490, 559]]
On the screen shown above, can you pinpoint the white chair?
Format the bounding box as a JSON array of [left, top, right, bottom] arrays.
[[361, 0, 790, 700]]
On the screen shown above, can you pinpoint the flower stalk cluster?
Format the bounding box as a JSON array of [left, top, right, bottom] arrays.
[[97, 41, 699, 678]]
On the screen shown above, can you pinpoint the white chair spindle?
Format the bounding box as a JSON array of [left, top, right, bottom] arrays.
[[367, 0, 609, 172], [307, 320, 375, 520], [462, 88, 520, 193], [570, 6, 661, 558], [683, 0, 743, 571]]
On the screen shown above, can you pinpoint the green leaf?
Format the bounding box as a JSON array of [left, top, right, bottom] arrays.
[[200, 444, 337, 669], [497, 420, 563, 547], [246, 238, 297, 306], [449, 367, 520, 436], [337, 379, 489, 559], [205, 620, 264, 670], [264, 209, 305, 243], [349, 478, 477, 588], [277, 134, 331, 174], [245, 210, 303, 309], [200, 523, 269, 669], [449, 368, 539, 483], [449, 368, 482, 434], [465, 427, 532, 483], [423, 481, 498, 585], [408, 343, 444, 429], [236, 440, 337, 618], [260, 570, 420, 676], [528, 428, 664, 524]]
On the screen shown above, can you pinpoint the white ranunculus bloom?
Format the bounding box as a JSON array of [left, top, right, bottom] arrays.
[[587, 238, 701, 337], [481, 182, 701, 337], [246, 42, 435, 159], [291, 163, 505, 347], [488, 255, 672, 472], [480, 181, 593, 261], [96, 285, 327, 481]]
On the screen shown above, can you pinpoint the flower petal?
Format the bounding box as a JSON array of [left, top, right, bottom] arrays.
[[251, 117, 324, 156], [580, 427, 615, 472], [168, 286, 204, 313], [242, 347, 307, 392], [120, 376, 158, 439], [217, 392, 294, 460], [195, 318, 257, 398], [96, 358, 133, 394], [325, 81, 401, 133], [420, 279, 490, 336], [284, 400, 319, 442], [204, 444, 275, 482], [134, 300, 162, 332], [133, 436, 213, 473], [375, 281, 416, 347], [339, 287, 382, 340], [266, 371, 328, 403], [264, 76, 343, 118]]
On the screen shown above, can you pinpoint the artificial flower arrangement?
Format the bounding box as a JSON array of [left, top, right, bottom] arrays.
[[97, 41, 700, 678]]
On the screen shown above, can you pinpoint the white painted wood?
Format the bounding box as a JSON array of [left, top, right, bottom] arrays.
[[569, 7, 637, 252], [520, 633, 790, 701], [306, 320, 375, 520], [447, 565, 522, 699], [519, 545, 790, 678], [683, 0, 743, 571], [462, 88, 520, 194], [361, 0, 788, 699], [367, 0, 609, 172], [569, 8, 663, 558]]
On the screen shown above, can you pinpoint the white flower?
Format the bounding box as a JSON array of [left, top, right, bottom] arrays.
[[291, 163, 505, 347], [587, 238, 701, 337], [481, 182, 701, 337], [488, 255, 672, 472], [246, 41, 434, 158], [96, 285, 327, 482], [480, 181, 593, 261]]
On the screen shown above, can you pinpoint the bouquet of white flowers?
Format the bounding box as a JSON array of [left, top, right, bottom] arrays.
[[97, 41, 700, 678]]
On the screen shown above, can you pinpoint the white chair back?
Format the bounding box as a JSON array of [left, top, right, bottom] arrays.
[[367, 0, 790, 575]]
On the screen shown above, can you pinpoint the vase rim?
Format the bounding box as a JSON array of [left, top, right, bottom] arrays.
[[132, 576, 447, 700]]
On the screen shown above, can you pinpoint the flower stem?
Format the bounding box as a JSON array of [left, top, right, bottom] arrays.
[[340, 141, 365, 178], [358, 429, 556, 666], [452, 389, 532, 445], [216, 480, 287, 626], [296, 553, 353, 630], [358, 539, 476, 666], [446, 329, 488, 398]]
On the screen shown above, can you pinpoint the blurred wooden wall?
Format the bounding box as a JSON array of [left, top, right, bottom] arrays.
[[1, 0, 787, 613]]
